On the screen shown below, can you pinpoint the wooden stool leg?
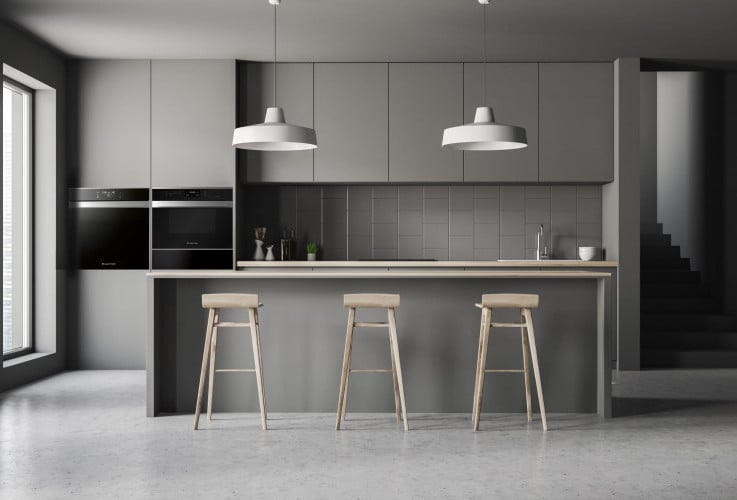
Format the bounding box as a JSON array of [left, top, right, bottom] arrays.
[[523, 308, 547, 431], [387, 308, 408, 431], [254, 310, 267, 415], [194, 308, 216, 430], [473, 307, 492, 431], [472, 306, 488, 429], [248, 307, 268, 430], [520, 310, 533, 423], [207, 312, 219, 421], [390, 333, 402, 422], [336, 307, 356, 430]]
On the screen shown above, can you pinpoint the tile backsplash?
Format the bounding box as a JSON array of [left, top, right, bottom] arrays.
[[241, 185, 602, 261]]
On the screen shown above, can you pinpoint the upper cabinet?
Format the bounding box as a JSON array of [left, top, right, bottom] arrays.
[[538, 63, 613, 183], [74, 60, 150, 188], [389, 63, 463, 182], [243, 63, 314, 183], [463, 63, 539, 182], [314, 63, 389, 183], [151, 60, 235, 188]]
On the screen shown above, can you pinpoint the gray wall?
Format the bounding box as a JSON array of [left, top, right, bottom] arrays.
[[639, 72, 657, 227], [0, 21, 67, 392], [241, 184, 603, 262], [723, 73, 737, 315]]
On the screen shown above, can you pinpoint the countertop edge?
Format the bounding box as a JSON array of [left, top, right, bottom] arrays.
[[147, 270, 612, 279], [235, 260, 618, 268]]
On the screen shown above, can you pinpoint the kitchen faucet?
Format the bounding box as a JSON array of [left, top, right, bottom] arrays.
[[536, 224, 550, 260]]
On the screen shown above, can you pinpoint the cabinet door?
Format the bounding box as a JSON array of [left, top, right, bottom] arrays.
[[151, 60, 235, 188], [244, 63, 314, 183], [389, 63, 463, 182], [463, 63, 538, 182], [76, 60, 150, 187], [314, 63, 388, 182], [539, 63, 613, 182]]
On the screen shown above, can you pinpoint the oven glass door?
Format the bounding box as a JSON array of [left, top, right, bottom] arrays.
[[74, 206, 149, 269], [152, 206, 232, 249]]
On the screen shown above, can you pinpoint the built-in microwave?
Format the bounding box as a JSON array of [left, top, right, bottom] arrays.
[[151, 188, 233, 269]]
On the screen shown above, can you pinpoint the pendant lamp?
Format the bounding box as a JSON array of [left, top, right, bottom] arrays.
[[233, 0, 317, 151], [442, 0, 527, 151]]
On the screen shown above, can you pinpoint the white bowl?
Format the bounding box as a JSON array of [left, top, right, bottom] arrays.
[[578, 246, 598, 261]]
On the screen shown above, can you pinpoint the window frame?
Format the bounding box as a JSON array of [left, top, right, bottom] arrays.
[[2, 76, 34, 361]]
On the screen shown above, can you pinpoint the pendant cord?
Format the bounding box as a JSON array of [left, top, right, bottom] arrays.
[[273, 2, 277, 107], [482, 1, 487, 105]]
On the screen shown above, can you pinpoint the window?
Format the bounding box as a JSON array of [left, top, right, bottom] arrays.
[[2, 78, 33, 359]]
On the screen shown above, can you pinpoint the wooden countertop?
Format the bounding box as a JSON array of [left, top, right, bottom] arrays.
[[236, 260, 617, 268], [148, 269, 611, 279]]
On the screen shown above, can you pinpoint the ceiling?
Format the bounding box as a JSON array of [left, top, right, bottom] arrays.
[[2, 0, 737, 62]]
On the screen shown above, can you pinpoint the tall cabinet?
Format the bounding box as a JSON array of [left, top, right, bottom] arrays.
[[151, 60, 235, 187]]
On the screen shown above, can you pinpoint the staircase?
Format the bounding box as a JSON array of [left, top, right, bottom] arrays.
[[640, 223, 737, 368]]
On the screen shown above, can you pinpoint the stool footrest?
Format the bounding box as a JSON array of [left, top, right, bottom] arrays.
[[215, 369, 256, 373], [350, 369, 392, 373], [485, 369, 525, 373], [353, 321, 389, 328], [490, 322, 526, 328], [216, 322, 251, 328]]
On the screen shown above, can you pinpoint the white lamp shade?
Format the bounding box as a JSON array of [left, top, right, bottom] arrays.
[[442, 106, 527, 151], [233, 107, 317, 151]]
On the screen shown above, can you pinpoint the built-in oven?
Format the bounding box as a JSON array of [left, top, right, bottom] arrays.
[[151, 188, 233, 269], [70, 188, 150, 269]]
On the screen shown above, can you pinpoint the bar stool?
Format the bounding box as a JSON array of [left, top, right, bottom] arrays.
[[472, 293, 547, 431], [193, 293, 267, 430], [336, 293, 408, 431]]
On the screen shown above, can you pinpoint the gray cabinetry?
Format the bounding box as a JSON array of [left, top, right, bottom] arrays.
[[539, 63, 613, 182], [151, 60, 235, 188], [75, 60, 150, 187], [314, 63, 388, 182], [463, 63, 539, 182], [244, 63, 314, 183], [389, 63, 463, 182]]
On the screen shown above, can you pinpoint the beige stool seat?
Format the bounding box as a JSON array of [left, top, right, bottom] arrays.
[[473, 293, 547, 431], [194, 293, 267, 430], [336, 293, 408, 431]]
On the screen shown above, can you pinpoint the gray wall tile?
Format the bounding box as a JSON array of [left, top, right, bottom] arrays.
[[473, 186, 499, 198], [398, 235, 422, 259], [577, 185, 602, 199], [551, 211, 577, 260], [500, 211, 525, 235], [373, 196, 398, 223], [449, 236, 474, 260], [577, 222, 602, 248], [347, 210, 370, 236], [373, 248, 398, 260], [449, 186, 474, 210], [474, 248, 500, 260], [423, 186, 449, 199], [348, 235, 372, 260], [322, 185, 346, 199], [323, 198, 347, 250], [348, 186, 372, 211], [525, 222, 550, 250], [423, 223, 449, 249], [474, 223, 499, 249], [398, 210, 422, 236], [397, 186, 422, 210], [525, 186, 550, 199], [449, 210, 473, 236], [474, 197, 499, 223], [424, 248, 449, 260], [423, 197, 449, 223], [551, 186, 577, 211], [577, 197, 602, 224], [525, 197, 550, 223], [373, 223, 398, 249], [296, 186, 321, 213], [373, 186, 397, 199], [500, 235, 525, 259], [500, 186, 524, 211]]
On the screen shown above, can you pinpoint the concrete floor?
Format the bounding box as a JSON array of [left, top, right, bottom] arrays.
[[1, 370, 737, 499]]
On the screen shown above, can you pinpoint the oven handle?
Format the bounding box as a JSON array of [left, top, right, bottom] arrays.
[[69, 201, 150, 208], [151, 201, 233, 208]]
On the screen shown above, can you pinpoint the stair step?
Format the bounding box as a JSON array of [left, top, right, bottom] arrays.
[[641, 331, 737, 350], [640, 245, 681, 259], [641, 297, 720, 313], [640, 233, 671, 246], [642, 313, 737, 331], [641, 349, 737, 369], [641, 257, 691, 270], [640, 283, 709, 298], [641, 270, 701, 284], [640, 223, 664, 235]]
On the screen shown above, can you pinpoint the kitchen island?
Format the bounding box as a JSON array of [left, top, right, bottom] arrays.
[[147, 261, 616, 419]]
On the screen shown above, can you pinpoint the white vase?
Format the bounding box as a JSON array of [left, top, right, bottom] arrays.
[[307, 253, 317, 261], [254, 240, 265, 261], [265, 246, 275, 261]]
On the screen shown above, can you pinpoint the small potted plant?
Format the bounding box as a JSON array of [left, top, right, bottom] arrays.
[[306, 242, 318, 261]]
